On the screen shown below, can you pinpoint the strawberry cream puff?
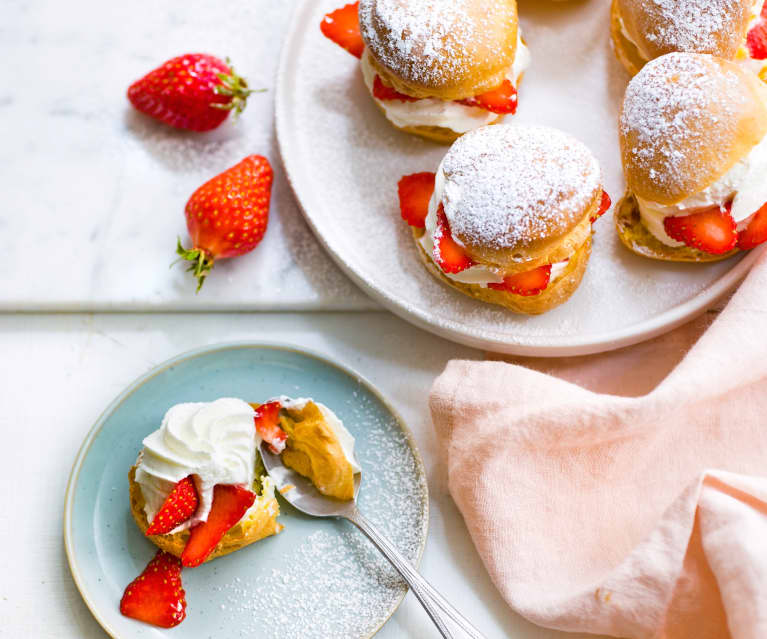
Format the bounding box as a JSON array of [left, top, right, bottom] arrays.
[[321, 0, 530, 144], [398, 125, 611, 314], [122, 396, 360, 628], [616, 53, 767, 261], [611, 0, 767, 81]]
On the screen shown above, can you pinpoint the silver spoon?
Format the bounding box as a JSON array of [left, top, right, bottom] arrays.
[[260, 442, 487, 639]]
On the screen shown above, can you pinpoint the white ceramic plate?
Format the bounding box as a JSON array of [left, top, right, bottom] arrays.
[[276, 0, 763, 356]]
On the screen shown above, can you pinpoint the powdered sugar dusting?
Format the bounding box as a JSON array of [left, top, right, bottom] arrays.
[[441, 125, 601, 250], [620, 53, 744, 195], [626, 0, 748, 55], [212, 392, 428, 638], [359, 0, 514, 87]]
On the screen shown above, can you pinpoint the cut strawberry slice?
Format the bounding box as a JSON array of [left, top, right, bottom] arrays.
[[591, 190, 612, 223], [433, 205, 475, 274], [738, 201, 767, 249], [181, 484, 256, 567], [254, 401, 287, 454], [664, 203, 737, 255], [459, 80, 518, 114], [747, 3, 767, 59], [320, 2, 364, 58], [146, 476, 199, 536], [488, 265, 552, 296], [120, 551, 186, 628], [398, 173, 436, 228], [373, 75, 420, 102]]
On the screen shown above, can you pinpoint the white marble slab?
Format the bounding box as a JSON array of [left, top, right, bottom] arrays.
[[0, 0, 375, 310], [0, 311, 606, 639]]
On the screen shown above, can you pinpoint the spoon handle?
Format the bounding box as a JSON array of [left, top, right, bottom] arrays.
[[346, 508, 487, 639]]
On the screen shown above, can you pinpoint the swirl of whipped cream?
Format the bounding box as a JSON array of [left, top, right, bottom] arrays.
[[134, 398, 258, 532]]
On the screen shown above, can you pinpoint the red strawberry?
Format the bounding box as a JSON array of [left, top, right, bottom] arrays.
[[321, 2, 364, 58], [488, 265, 552, 296], [373, 75, 420, 102], [120, 551, 186, 628], [176, 155, 273, 291], [398, 173, 436, 228], [181, 484, 256, 567], [591, 190, 612, 223], [127, 54, 258, 132], [433, 205, 475, 273], [664, 203, 737, 255], [747, 3, 767, 60], [459, 80, 518, 114], [254, 401, 287, 454], [738, 201, 767, 249], [146, 476, 199, 536]]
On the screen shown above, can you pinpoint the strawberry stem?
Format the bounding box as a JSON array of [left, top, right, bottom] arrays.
[[212, 57, 265, 120], [175, 237, 214, 293]]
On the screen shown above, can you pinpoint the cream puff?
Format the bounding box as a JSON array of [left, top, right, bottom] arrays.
[[122, 396, 361, 628], [611, 0, 767, 81], [397, 125, 610, 314], [320, 0, 530, 144], [616, 53, 767, 262]]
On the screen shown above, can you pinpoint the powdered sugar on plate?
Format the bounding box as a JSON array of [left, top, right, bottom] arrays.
[[212, 393, 428, 639], [441, 125, 601, 250], [359, 0, 514, 87]]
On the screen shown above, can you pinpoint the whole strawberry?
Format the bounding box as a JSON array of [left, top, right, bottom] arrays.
[[176, 155, 273, 291], [127, 53, 258, 131]]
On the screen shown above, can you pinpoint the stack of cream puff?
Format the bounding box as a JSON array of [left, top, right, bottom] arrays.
[[398, 125, 610, 314], [611, 0, 767, 80], [321, 0, 530, 144], [616, 53, 767, 261]]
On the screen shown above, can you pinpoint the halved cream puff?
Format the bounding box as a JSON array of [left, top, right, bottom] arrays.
[[616, 53, 767, 261], [397, 124, 610, 314], [320, 0, 530, 144], [611, 0, 767, 81]]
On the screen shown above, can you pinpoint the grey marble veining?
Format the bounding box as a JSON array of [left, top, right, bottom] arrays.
[[0, 0, 376, 310]]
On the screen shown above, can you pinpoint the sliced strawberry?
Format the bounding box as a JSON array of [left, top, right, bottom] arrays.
[[120, 551, 186, 628], [664, 203, 737, 255], [320, 2, 364, 58], [591, 190, 612, 223], [398, 173, 436, 228], [488, 265, 552, 296], [146, 476, 199, 536], [433, 205, 475, 274], [373, 75, 420, 102], [181, 484, 256, 567], [254, 401, 287, 454], [459, 80, 518, 114], [747, 3, 767, 59], [738, 201, 767, 249]]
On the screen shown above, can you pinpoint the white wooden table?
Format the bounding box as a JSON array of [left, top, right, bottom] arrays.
[[0, 0, 718, 637]]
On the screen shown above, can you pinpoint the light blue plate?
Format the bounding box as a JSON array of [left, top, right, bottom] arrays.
[[65, 342, 429, 639]]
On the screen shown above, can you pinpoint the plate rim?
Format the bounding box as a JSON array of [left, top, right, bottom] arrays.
[[63, 340, 430, 639], [275, 0, 765, 357]]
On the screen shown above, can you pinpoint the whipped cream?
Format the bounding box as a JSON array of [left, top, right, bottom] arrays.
[[637, 132, 767, 246], [276, 396, 361, 473], [135, 398, 258, 532], [360, 31, 531, 133], [418, 160, 573, 287]]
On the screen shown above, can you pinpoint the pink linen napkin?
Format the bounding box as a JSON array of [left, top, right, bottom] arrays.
[[429, 250, 767, 639]]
